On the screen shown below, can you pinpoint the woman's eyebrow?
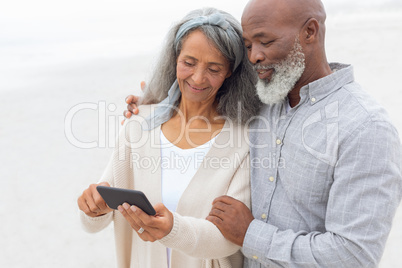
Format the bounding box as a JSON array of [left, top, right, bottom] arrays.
[[182, 55, 225, 66], [182, 55, 198, 61]]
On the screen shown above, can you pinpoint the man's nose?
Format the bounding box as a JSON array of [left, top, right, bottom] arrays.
[[248, 47, 265, 65]]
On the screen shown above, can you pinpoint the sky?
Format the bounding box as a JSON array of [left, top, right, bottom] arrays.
[[1, 0, 401, 72]]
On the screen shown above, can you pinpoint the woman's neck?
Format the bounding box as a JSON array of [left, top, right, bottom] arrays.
[[162, 99, 225, 149], [176, 98, 222, 125]]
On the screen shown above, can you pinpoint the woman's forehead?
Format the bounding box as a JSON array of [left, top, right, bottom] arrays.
[[180, 31, 229, 64]]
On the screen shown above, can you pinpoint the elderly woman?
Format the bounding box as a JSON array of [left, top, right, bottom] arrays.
[[77, 7, 261, 268]]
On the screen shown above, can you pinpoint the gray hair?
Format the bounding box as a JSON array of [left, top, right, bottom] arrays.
[[140, 7, 262, 125]]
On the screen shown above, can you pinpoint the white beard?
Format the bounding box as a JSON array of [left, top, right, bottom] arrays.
[[255, 38, 306, 105]]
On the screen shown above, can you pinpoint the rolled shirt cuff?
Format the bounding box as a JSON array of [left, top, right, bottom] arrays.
[[242, 219, 277, 263]]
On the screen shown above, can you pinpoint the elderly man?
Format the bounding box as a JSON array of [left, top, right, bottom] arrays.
[[205, 0, 402, 267], [125, 0, 402, 267]]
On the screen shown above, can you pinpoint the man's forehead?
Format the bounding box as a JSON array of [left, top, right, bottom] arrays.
[[241, 13, 281, 39], [242, 23, 268, 39], [242, 0, 268, 23], [242, 14, 269, 28], [241, 0, 286, 29]]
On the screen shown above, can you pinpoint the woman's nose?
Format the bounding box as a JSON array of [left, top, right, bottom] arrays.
[[192, 68, 206, 84]]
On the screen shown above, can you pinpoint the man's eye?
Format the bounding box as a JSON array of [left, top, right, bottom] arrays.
[[261, 40, 273, 46], [209, 68, 219, 73]]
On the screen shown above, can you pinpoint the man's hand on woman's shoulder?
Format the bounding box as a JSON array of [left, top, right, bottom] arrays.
[[121, 81, 145, 125]]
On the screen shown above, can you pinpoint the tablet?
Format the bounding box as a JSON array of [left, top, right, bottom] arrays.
[[96, 186, 156, 215]]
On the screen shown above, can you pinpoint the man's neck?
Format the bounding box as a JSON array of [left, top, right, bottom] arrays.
[[288, 63, 332, 107]]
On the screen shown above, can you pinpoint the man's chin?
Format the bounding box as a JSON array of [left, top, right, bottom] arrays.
[[256, 79, 289, 105]]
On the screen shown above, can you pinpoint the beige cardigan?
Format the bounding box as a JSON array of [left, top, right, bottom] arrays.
[[80, 105, 251, 268]]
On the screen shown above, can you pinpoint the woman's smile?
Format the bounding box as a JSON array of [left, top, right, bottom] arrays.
[[185, 81, 209, 92]]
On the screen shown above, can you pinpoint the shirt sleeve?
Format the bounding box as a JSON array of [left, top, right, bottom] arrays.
[[242, 120, 402, 267], [159, 154, 251, 259]]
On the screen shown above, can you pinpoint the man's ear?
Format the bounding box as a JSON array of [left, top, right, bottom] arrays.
[[302, 18, 319, 43]]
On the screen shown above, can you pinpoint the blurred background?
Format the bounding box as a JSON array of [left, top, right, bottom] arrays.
[[1, 0, 401, 267]]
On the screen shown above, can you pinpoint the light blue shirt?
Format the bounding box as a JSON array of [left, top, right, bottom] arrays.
[[243, 63, 402, 267]]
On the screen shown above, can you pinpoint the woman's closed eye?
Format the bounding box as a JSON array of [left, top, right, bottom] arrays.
[[208, 68, 220, 73], [184, 61, 195, 67]]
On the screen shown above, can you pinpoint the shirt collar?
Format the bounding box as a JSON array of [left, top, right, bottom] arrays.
[[300, 62, 355, 105]]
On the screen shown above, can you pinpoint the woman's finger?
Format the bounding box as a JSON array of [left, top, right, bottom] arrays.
[[119, 204, 158, 242], [118, 204, 141, 230], [129, 205, 157, 227], [136, 203, 174, 240]]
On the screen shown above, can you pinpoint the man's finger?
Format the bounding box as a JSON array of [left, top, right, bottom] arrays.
[[127, 103, 139, 115], [125, 95, 140, 115], [206, 215, 224, 227], [211, 201, 230, 213], [209, 208, 226, 220], [123, 110, 132, 119], [128, 95, 140, 104], [125, 95, 134, 104], [212, 195, 236, 205]]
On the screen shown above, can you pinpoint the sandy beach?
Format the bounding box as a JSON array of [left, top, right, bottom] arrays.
[[1, 1, 401, 267]]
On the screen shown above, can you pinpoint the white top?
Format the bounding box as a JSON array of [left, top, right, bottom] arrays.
[[160, 129, 218, 267], [160, 130, 217, 212]]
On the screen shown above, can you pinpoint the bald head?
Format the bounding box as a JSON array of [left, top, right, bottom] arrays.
[[242, 0, 326, 29]]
